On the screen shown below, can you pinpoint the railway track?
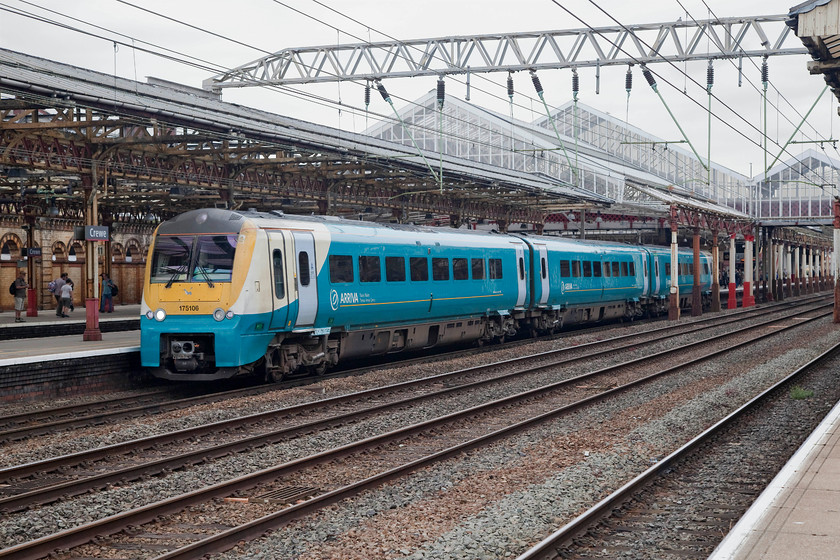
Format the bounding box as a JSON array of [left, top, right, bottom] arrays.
[[516, 336, 840, 560], [0, 297, 832, 559], [0, 297, 828, 513], [0, 294, 826, 444]]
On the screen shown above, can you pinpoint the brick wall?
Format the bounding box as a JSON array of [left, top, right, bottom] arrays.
[[0, 351, 146, 403]]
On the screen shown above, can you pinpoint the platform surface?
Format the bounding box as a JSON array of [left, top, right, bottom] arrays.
[[0, 305, 140, 365], [709, 398, 840, 559]]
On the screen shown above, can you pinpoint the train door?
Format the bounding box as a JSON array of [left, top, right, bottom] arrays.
[[536, 244, 549, 305], [515, 244, 527, 307], [267, 231, 291, 331], [291, 231, 318, 328], [651, 254, 661, 296], [642, 254, 649, 295]]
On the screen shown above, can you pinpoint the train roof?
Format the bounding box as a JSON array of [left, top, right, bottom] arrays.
[[156, 209, 708, 256]]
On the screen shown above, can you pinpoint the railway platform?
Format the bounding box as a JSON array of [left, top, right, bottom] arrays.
[[709, 397, 840, 560], [0, 304, 140, 341], [0, 305, 142, 402]]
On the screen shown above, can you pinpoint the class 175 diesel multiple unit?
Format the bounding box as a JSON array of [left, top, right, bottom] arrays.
[[140, 208, 712, 382]]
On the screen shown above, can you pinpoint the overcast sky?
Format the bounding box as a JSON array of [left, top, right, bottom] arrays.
[[0, 0, 833, 179]]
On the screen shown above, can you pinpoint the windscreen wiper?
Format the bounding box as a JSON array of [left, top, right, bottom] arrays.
[[195, 264, 215, 288], [165, 258, 190, 288]]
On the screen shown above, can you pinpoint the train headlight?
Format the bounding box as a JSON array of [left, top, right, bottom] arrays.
[[225, 310, 235, 320], [154, 308, 167, 322], [213, 308, 225, 321], [146, 310, 154, 320]]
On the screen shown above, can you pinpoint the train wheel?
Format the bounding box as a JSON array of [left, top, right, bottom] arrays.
[[264, 348, 285, 383], [310, 363, 328, 376], [265, 368, 284, 383]]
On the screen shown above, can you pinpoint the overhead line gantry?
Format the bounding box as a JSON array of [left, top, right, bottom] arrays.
[[204, 15, 805, 89]]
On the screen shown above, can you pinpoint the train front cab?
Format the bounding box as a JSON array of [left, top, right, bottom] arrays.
[[141, 211, 277, 381]]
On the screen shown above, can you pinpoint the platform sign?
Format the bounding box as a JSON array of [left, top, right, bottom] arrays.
[[83, 225, 109, 241], [24, 247, 41, 257]]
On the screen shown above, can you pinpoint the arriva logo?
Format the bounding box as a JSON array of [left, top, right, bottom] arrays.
[[329, 289, 358, 311], [183, 288, 192, 295]]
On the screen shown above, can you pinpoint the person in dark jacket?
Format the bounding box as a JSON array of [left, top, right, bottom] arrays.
[[13, 270, 27, 323], [100, 273, 115, 313]]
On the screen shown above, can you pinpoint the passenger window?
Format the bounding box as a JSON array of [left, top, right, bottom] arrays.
[[329, 255, 354, 283], [489, 258, 503, 279], [612, 262, 620, 277], [583, 261, 592, 277], [410, 257, 428, 281], [518, 257, 525, 280], [273, 249, 285, 299], [703, 263, 710, 275], [644, 260, 648, 276], [453, 258, 468, 280], [471, 258, 485, 280], [359, 256, 381, 283], [621, 262, 628, 277], [603, 261, 611, 277], [432, 258, 450, 281], [629, 262, 636, 276], [298, 252, 310, 286], [666, 263, 671, 276], [541, 257, 547, 279], [593, 262, 602, 277], [386, 256, 405, 282], [560, 260, 571, 278], [572, 261, 581, 277]]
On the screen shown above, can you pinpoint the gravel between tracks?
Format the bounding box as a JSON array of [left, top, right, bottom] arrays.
[[0, 307, 834, 558]]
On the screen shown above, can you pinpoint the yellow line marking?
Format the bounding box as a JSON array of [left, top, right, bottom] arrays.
[[341, 293, 503, 307]]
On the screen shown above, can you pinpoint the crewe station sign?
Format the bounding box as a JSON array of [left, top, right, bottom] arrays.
[[74, 225, 110, 241]]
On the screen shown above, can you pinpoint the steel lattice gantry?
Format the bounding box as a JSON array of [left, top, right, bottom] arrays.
[[205, 14, 805, 89], [0, 49, 606, 226]]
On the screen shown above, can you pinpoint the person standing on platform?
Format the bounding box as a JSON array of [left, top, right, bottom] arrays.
[[13, 270, 27, 323], [100, 272, 115, 313], [66, 279, 75, 312], [58, 279, 72, 318], [52, 273, 66, 317]]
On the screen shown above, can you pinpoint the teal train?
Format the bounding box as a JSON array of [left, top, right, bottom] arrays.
[[141, 208, 712, 382]]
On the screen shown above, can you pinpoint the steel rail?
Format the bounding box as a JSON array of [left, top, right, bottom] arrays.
[[0, 298, 827, 512], [2, 299, 827, 513], [1, 297, 823, 487], [150, 308, 835, 560], [0, 294, 824, 442], [1, 306, 829, 560], [515, 337, 840, 560]]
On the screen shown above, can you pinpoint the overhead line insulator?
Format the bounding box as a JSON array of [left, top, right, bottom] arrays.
[[530, 70, 543, 97], [507, 73, 514, 100], [376, 81, 390, 103], [437, 77, 445, 109], [761, 56, 769, 86], [572, 67, 579, 101], [625, 66, 632, 94], [707, 60, 714, 90], [364, 81, 371, 108], [642, 66, 656, 89]]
